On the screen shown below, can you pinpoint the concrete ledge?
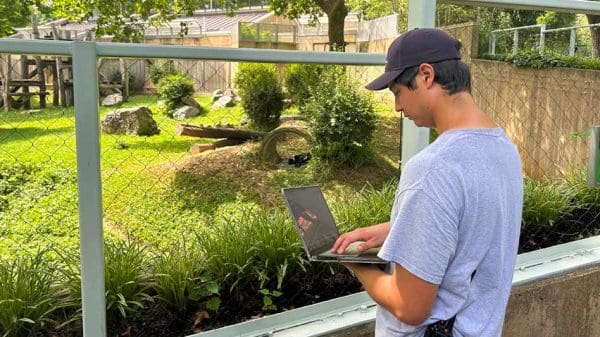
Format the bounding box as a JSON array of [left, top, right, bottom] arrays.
[[193, 235, 600, 337]]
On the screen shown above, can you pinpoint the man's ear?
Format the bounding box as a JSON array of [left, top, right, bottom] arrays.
[[419, 63, 435, 88]]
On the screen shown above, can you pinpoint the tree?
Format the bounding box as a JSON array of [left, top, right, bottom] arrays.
[[270, 0, 349, 50], [0, 0, 51, 37], [51, 0, 210, 42], [587, 0, 600, 57]]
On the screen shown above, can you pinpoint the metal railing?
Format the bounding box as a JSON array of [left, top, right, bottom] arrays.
[[490, 22, 600, 56]]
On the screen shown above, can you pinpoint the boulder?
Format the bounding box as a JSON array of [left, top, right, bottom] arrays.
[[101, 106, 160, 136], [101, 93, 123, 106], [212, 95, 234, 108], [181, 96, 202, 111], [173, 105, 200, 120]]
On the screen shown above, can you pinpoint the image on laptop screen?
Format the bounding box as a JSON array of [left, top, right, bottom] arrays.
[[283, 186, 340, 256]]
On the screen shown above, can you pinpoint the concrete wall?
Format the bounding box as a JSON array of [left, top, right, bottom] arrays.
[[322, 264, 600, 337], [503, 265, 600, 337]]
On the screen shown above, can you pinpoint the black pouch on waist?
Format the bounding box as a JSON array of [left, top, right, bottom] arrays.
[[424, 316, 455, 337]]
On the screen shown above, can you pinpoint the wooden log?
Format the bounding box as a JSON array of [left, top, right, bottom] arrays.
[[189, 138, 246, 154], [52, 24, 67, 107], [176, 124, 268, 139]]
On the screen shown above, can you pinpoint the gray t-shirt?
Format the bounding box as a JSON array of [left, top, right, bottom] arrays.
[[376, 128, 523, 337]]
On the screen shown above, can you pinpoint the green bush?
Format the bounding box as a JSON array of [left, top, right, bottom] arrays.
[[563, 169, 600, 209], [106, 67, 140, 94], [148, 60, 179, 85], [195, 207, 305, 292], [152, 240, 220, 312], [482, 51, 600, 71], [156, 74, 195, 117], [283, 64, 326, 109], [305, 67, 378, 168], [57, 239, 153, 320], [0, 249, 65, 337], [330, 180, 397, 232], [234, 63, 284, 130], [522, 178, 573, 228]]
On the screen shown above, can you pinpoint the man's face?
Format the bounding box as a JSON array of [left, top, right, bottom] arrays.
[[389, 70, 435, 128]]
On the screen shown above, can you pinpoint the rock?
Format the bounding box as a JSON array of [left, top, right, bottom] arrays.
[[212, 89, 224, 102], [173, 105, 200, 120], [181, 96, 202, 111], [101, 106, 160, 136], [212, 95, 234, 108], [101, 93, 123, 106]]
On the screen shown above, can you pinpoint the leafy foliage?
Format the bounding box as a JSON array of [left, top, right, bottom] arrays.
[[563, 169, 600, 209], [0, 0, 52, 37], [483, 51, 600, 71], [156, 73, 195, 117], [0, 249, 65, 337], [148, 60, 179, 85], [522, 178, 573, 228], [195, 207, 306, 293], [234, 63, 284, 130], [152, 241, 220, 312], [283, 64, 326, 110], [305, 67, 378, 168]]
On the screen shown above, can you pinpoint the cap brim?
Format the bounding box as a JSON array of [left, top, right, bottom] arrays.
[[365, 70, 403, 91]]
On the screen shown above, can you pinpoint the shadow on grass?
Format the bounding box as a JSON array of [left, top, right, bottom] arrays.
[[0, 126, 74, 144], [169, 169, 263, 215]]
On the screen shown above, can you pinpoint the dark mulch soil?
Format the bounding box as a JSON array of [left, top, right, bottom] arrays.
[[518, 206, 600, 254]]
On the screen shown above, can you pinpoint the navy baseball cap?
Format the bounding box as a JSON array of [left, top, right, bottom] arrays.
[[366, 28, 462, 91]]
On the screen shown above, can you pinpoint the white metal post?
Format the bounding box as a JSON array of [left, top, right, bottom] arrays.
[[72, 41, 106, 337], [402, 0, 436, 165], [540, 25, 546, 53], [513, 29, 519, 54]]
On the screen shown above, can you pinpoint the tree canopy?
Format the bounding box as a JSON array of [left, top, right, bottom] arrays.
[[0, 0, 51, 37]]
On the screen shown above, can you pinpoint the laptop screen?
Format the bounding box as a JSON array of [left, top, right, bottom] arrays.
[[282, 186, 340, 255]]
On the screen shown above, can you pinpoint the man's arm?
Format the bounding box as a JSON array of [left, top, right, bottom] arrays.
[[347, 262, 438, 326]]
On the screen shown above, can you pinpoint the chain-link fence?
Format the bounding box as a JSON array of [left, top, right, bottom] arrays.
[[1, 10, 599, 337]]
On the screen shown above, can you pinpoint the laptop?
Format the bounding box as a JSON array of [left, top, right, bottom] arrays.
[[282, 185, 386, 264]]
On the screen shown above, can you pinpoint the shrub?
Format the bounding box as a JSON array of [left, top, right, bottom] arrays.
[[57, 239, 153, 320], [195, 207, 305, 292], [283, 64, 326, 109], [305, 67, 378, 168], [0, 249, 65, 337], [234, 63, 284, 130], [152, 240, 220, 312], [148, 60, 179, 85], [330, 179, 397, 232], [522, 178, 573, 229], [106, 67, 140, 94], [563, 169, 600, 209], [156, 74, 195, 117]]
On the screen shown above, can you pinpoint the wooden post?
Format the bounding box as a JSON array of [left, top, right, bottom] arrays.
[[119, 58, 129, 102], [1, 55, 9, 111], [31, 13, 46, 108], [64, 31, 73, 106], [20, 55, 30, 109], [52, 24, 67, 107]]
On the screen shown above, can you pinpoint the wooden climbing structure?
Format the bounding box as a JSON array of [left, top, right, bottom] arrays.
[[1, 14, 129, 111]]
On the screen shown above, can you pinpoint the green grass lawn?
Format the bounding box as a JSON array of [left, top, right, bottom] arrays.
[[0, 94, 399, 258]]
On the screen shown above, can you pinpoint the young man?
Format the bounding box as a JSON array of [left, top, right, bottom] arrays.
[[331, 28, 523, 337]]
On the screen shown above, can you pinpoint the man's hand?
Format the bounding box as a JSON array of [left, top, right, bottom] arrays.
[[332, 222, 390, 255]]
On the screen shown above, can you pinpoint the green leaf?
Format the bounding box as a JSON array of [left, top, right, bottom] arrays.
[[206, 282, 220, 295], [206, 297, 221, 312], [258, 288, 270, 296]]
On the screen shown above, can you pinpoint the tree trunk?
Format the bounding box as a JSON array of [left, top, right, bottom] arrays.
[[176, 124, 268, 139], [317, 0, 348, 51], [587, 15, 600, 58]]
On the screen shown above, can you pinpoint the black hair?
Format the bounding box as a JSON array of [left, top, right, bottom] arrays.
[[392, 59, 472, 95]]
